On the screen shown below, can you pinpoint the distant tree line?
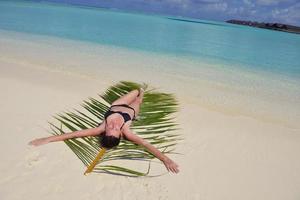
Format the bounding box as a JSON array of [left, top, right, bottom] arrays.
[[227, 19, 300, 34]]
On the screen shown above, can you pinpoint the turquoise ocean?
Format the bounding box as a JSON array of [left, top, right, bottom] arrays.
[[0, 0, 299, 127]]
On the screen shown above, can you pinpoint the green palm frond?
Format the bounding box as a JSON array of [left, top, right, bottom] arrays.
[[48, 81, 180, 177]]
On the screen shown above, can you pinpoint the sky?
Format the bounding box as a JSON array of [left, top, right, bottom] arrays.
[[37, 0, 300, 26]]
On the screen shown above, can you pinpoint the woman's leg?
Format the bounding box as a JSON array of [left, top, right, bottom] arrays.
[[128, 89, 144, 118], [112, 89, 139, 106]]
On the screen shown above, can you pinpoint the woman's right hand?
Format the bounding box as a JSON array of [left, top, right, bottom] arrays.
[[28, 137, 50, 147]]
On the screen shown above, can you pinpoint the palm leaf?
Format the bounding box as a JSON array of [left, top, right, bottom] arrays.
[[48, 81, 181, 176]]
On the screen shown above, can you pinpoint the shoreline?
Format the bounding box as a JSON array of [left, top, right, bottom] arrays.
[[1, 30, 299, 129]]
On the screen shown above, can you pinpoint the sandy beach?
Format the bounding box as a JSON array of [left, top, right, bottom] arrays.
[[0, 31, 300, 200]]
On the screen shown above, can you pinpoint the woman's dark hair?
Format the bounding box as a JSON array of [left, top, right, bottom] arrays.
[[100, 132, 120, 149]]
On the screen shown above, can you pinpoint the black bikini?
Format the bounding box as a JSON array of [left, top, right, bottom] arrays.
[[102, 104, 136, 130]]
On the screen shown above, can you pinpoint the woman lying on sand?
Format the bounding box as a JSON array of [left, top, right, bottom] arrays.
[[29, 88, 179, 174]]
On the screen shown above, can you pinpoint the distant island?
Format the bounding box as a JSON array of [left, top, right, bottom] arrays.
[[226, 20, 300, 34]]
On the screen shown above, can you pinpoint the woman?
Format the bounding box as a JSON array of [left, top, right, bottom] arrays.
[[29, 88, 179, 174]]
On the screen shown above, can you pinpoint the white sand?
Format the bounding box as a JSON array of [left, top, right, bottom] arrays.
[[0, 31, 300, 200]]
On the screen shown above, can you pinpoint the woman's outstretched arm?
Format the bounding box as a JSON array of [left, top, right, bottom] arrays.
[[122, 127, 179, 174], [28, 123, 105, 147]]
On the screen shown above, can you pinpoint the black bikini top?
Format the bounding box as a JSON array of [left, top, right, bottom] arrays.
[[104, 104, 136, 129]]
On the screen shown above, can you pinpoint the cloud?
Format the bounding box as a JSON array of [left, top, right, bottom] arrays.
[[243, 0, 255, 8], [163, 0, 229, 12], [204, 2, 228, 11], [256, 0, 294, 6], [193, 0, 223, 3], [271, 2, 300, 25]]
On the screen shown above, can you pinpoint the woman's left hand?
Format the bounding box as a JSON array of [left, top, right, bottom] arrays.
[[163, 157, 179, 174], [28, 137, 50, 146]]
